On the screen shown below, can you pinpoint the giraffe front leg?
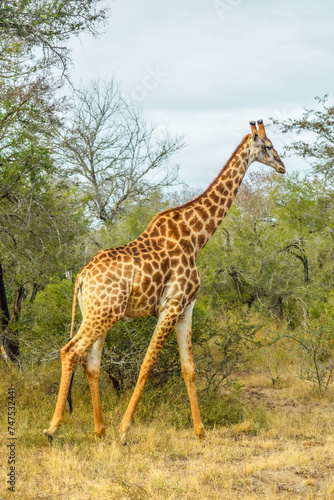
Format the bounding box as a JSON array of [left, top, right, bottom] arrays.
[[119, 311, 176, 444], [175, 300, 205, 439], [81, 333, 107, 437]]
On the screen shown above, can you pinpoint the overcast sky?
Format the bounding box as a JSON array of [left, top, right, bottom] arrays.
[[70, 0, 334, 189]]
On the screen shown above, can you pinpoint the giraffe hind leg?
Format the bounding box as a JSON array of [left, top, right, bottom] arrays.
[[81, 332, 107, 436], [43, 317, 119, 440]]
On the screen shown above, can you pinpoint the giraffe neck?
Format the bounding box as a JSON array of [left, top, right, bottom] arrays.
[[143, 135, 256, 259], [181, 134, 255, 256]]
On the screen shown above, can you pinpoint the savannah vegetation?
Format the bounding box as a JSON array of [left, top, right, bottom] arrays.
[[1, 2, 334, 498]]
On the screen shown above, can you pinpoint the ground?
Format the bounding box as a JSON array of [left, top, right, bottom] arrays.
[[1, 366, 334, 499]]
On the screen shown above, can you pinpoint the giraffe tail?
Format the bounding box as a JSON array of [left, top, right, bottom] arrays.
[[70, 274, 80, 339], [66, 274, 81, 414]]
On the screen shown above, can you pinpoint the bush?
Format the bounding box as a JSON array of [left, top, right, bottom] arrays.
[[19, 278, 76, 363]]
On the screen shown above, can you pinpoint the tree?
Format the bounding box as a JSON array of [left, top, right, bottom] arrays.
[[0, 76, 88, 363], [0, 0, 107, 78], [0, 0, 108, 364], [197, 170, 333, 323], [271, 95, 334, 179], [59, 79, 184, 224]]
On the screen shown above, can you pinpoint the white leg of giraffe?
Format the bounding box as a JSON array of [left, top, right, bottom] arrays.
[[174, 300, 205, 438], [119, 307, 178, 443], [43, 318, 118, 440], [81, 332, 107, 437]]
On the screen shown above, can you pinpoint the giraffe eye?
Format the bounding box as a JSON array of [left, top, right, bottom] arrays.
[[266, 145, 273, 150]]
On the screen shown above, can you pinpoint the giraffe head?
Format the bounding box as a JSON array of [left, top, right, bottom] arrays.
[[249, 120, 285, 174]]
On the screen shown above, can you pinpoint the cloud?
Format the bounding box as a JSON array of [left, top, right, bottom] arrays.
[[69, 0, 334, 187]]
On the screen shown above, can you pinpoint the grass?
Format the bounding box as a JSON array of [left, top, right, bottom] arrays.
[[1, 361, 334, 499]]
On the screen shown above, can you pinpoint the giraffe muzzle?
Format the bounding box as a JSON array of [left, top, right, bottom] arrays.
[[275, 161, 285, 174]]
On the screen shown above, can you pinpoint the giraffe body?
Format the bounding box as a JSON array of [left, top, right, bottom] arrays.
[[44, 121, 285, 442]]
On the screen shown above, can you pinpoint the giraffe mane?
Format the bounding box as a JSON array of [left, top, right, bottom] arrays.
[[151, 134, 251, 219]]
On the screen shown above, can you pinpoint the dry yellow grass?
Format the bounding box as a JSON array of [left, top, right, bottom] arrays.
[[1, 363, 334, 499]]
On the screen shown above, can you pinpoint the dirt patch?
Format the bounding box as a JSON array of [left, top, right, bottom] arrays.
[[244, 386, 304, 413], [251, 467, 329, 497]]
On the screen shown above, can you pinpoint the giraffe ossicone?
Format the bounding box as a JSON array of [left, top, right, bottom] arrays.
[[43, 121, 285, 443]]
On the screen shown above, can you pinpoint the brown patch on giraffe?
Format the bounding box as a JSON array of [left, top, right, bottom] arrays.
[[195, 206, 207, 220], [205, 220, 216, 234], [179, 276, 187, 288], [160, 258, 169, 274], [171, 246, 183, 257], [197, 234, 206, 248], [171, 258, 180, 268], [155, 237, 165, 248], [209, 192, 219, 204], [167, 220, 180, 239], [193, 219, 203, 232], [165, 269, 173, 282], [150, 227, 159, 238], [185, 281, 194, 295], [152, 260, 160, 270], [178, 240, 190, 254], [177, 265, 185, 275], [149, 296, 156, 306], [184, 210, 192, 221], [209, 205, 217, 216], [146, 284, 156, 296], [203, 197, 212, 208], [181, 253, 188, 267], [159, 223, 167, 237], [143, 262, 153, 274], [166, 240, 177, 252], [226, 180, 233, 190]]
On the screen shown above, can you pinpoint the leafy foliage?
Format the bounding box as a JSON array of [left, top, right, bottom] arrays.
[[271, 95, 334, 179], [0, 0, 107, 77]]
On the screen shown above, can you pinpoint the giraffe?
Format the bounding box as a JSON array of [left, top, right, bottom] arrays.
[[43, 120, 285, 443]]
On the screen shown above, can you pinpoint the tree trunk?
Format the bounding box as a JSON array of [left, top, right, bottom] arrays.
[[0, 261, 10, 329], [0, 261, 10, 361], [0, 262, 21, 364], [30, 282, 39, 303]]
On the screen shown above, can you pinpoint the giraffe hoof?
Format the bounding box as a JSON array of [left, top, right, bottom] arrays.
[[43, 429, 53, 445], [195, 426, 206, 440], [95, 428, 106, 437], [120, 433, 128, 445]]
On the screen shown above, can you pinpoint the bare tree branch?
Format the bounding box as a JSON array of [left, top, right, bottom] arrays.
[[57, 78, 185, 223]]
